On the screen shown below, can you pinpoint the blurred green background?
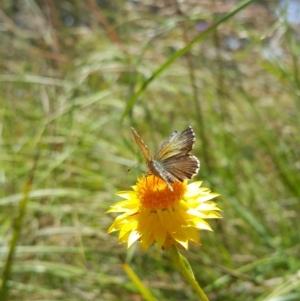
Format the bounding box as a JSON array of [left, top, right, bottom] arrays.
[[1, 0, 300, 300]]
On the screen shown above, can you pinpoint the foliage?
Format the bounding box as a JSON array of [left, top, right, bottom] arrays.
[[0, 0, 300, 300]]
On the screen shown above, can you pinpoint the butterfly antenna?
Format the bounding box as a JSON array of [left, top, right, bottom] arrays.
[[127, 162, 138, 172]]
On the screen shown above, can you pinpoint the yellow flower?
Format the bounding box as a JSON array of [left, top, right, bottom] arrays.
[[107, 175, 221, 252]]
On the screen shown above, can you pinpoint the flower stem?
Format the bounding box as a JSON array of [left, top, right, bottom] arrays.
[[169, 245, 210, 301]]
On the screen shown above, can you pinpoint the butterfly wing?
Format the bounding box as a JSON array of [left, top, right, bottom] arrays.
[[132, 126, 200, 186], [132, 128, 175, 187], [154, 126, 200, 182], [155, 154, 200, 182], [131, 128, 152, 162], [154, 126, 196, 161]]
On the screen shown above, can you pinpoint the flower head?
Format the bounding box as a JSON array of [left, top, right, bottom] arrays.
[[107, 175, 221, 252]]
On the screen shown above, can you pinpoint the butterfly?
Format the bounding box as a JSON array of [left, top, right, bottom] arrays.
[[131, 126, 200, 190]]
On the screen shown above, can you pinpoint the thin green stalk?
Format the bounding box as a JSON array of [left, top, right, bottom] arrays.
[[0, 155, 39, 301], [121, 0, 256, 121], [122, 262, 158, 301], [172, 0, 212, 172], [169, 246, 210, 301]]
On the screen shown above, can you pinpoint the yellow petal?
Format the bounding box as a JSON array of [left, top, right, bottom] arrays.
[[191, 218, 213, 230], [185, 227, 200, 244], [154, 214, 166, 249], [128, 230, 141, 248], [107, 175, 222, 251], [119, 220, 138, 239], [196, 193, 220, 203]]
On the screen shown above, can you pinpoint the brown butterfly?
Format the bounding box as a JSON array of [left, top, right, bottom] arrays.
[[131, 126, 200, 190]]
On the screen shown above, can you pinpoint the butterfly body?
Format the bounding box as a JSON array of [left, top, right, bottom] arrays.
[[131, 126, 200, 189]]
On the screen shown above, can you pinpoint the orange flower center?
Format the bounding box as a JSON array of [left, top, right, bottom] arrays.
[[136, 175, 186, 210]]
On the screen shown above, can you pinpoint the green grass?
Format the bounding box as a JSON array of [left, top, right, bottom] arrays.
[[1, 0, 300, 300]]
